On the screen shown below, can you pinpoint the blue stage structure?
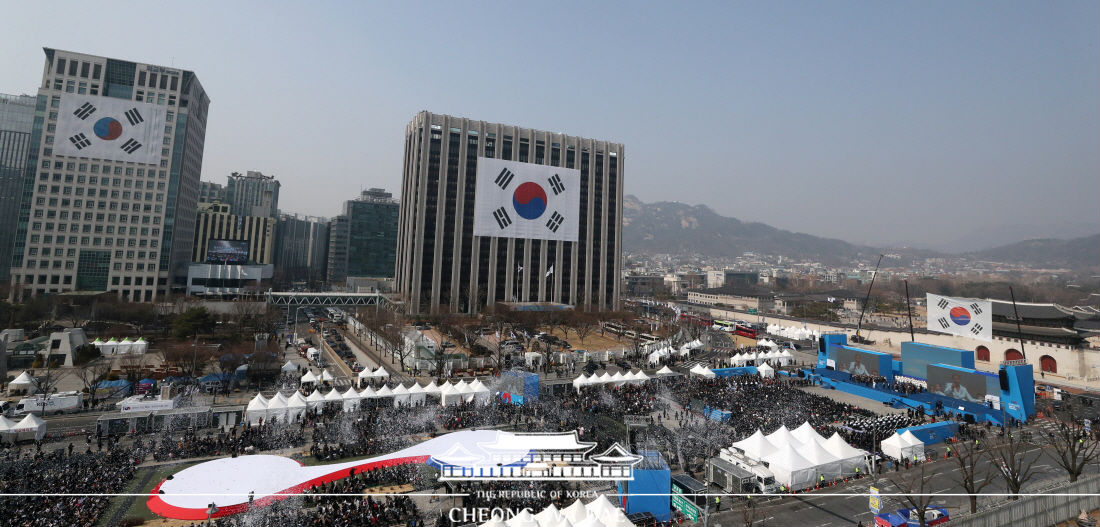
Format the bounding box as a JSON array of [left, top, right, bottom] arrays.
[[897, 422, 958, 445], [815, 334, 1035, 425], [500, 370, 539, 404], [711, 366, 758, 377], [618, 450, 671, 521]]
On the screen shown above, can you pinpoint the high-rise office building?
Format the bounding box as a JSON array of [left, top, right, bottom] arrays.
[[199, 180, 225, 203], [0, 94, 36, 283], [8, 48, 209, 301], [326, 188, 398, 283], [226, 171, 279, 218], [395, 111, 624, 314], [274, 213, 329, 283]]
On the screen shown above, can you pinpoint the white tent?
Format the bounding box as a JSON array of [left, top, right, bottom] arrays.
[[422, 381, 442, 400], [407, 382, 426, 406], [534, 504, 563, 527], [647, 350, 663, 365], [131, 337, 148, 355], [633, 371, 650, 383], [597, 372, 613, 384], [337, 387, 359, 412], [306, 389, 326, 410], [439, 382, 462, 406], [375, 385, 394, 398], [791, 422, 829, 447], [8, 371, 35, 394], [572, 374, 590, 392], [757, 362, 775, 378], [610, 372, 627, 385], [900, 430, 926, 461], [732, 429, 779, 459], [563, 500, 591, 525], [880, 433, 912, 462], [765, 425, 804, 451], [762, 444, 817, 490], [319, 370, 335, 382], [245, 393, 268, 425], [801, 440, 843, 481], [823, 432, 869, 474], [281, 360, 298, 373], [265, 395, 289, 423], [322, 387, 343, 406], [472, 381, 492, 404], [116, 338, 133, 355], [371, 367, 390, 378], [689, 364, 715, 378], [359, 386, 376, 399], [8, 413, 46, 442], [102, 338, 119, 355], [656, 365, 675, 376], [287, 392, 309, 422], [300, 370, 318, 384], [391, 383, 411, 407]]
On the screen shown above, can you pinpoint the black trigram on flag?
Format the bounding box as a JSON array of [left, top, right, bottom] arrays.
[[546, 211, 565, 232], [124, 108, 144, 126], [937, 298, 950, 310], [548, 174, 565, 195], [970, 324, 984, 336], [73, 102, 96, 120], [120, 138, 142, 154], [969, 303, 983, 315], [494, 168, 515, 190], [492, 207, 512, 229], [937, 317, 950, 329], [68, 133, 91, 150]]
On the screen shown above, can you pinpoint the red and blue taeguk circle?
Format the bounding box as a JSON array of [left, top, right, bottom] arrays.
[[949, 306, 971, 326], [93, 117, 123, 141], [512, 182, 547, 220]]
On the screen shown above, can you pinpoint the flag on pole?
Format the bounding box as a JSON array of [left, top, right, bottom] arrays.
[[926, 293, 992, 341], [545, 265, 554, 278]]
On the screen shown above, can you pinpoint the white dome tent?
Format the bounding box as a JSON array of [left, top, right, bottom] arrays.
[[244, 393, 268, 426], [757, 362, 775, 378], [287, 392, 309, 422]]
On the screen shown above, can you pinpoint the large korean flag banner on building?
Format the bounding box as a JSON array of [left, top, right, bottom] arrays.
[[473, 157, 580, 242], [926, 293, 992, 341], [54, 94, 166, 165]]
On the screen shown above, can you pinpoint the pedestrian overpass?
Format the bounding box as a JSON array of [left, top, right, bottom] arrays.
[[265, 291, 398, 328]]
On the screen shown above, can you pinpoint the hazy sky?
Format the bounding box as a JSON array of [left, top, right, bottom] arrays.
[[2, 2, 1097, 250]]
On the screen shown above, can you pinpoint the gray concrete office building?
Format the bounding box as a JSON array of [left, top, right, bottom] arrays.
[[8, 48, 209, 301], [395, 111, 624, 314]]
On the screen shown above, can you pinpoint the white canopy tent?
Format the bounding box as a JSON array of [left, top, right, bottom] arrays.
[[7, 413, 47, 442], [8, 371, 36, 394], [244, 393, 268, 425], [900, 430, 926, 461], [689, 364, 716, 378], [305, 389, 326, 410], [731, 429, 779, 460], [319, 370, 335, 382], [880, 433, 916, 462], [371, 367, 390, 379], [656, 365, 675, 376], [823, 432, 869, 474], [265, 395, 288, 423], [762, 444, 817, 490], [281, 360, 298, 373], [791, 421, 829, 447], [287, 392, 309, 422], [300, 371, 318, 384], [801, 440, 844, 481], [757, 362, 775, 378], [391, 383, 411, 407], [407, 382, 426, 406]]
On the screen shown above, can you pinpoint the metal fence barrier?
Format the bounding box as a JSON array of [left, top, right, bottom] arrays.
[[951, 475, 1100, 527]]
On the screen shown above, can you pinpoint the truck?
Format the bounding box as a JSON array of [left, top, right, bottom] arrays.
[[719, 448, 780, 493], [13, 391, 84, 415], [707, 456, 757, 493]]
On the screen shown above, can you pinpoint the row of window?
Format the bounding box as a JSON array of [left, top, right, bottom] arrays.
[[19, 274, 159, 286], [35, 184, 163, 201], [38, 173, 167, 188], [26, 247, 156, 260], [53, 58, 102, 81], [27, 234, 158, 249], [23, 259, 156, 272], [40, 159, 170, 177], [33, 209, 160, 224], [52, 78, 100, 96], [34, 198, 162, 216]]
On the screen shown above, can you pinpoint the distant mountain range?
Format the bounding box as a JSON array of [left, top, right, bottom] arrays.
[[621, 195, 1099, 271]]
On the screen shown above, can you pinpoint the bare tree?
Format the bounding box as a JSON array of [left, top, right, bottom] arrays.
[[988, 434, 1038, 499], [118, 352, 147, 384], [75, 358, 112, 409], [573, 315, 597, 346], [888, 462, 939, 527], [162, 340, 211, 380], [1048, 417, 1099, 483], [951, 438, 994, 513], [738, 497, 758, 527]]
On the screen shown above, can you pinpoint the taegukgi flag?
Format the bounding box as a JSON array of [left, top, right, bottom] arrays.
[[54, 94, 167, 165], [473, 157, 580, 242], [926, 293, 992, 341]]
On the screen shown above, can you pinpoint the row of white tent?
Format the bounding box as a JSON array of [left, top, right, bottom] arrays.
[[729, 422, 870, 490], [357, 366, 391, 380], [246, 380, 496, 424], [731, 349, 793, 365], [479, 495, 634, 527], [645, 339, 703, 365], [92, 337, 149, 355], [688, 362, 775, 378], [571, 370, 653, 392], [0, 414, 47, 443], [766, 324, 820, 341], [300, 369, 336, 384]]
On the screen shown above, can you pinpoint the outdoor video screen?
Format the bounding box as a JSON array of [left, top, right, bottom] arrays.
[[927, 365, 998, 403], [206, 239, 250, 264], [835, 347, 880, 377]]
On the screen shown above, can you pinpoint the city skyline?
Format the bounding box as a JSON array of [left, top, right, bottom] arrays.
[[2, 2, 1096, 250]]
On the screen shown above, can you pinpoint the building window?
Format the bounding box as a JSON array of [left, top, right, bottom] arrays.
[[1004, 349, 1023, 362], [975, 346, 990, 362]]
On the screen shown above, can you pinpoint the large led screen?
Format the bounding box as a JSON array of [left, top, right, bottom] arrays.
[[927, 365, 998, 403], [836, 347, 881, 377], [206, 239, 250, 264]]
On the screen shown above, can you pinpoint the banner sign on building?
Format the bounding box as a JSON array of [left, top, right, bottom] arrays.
[[473, 157, 580, 242], [55, 94, 167, 164], [926, 293, 992, 341]]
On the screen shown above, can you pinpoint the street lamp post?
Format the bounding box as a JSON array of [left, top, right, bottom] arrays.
[[205, 503, 218, 526]]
